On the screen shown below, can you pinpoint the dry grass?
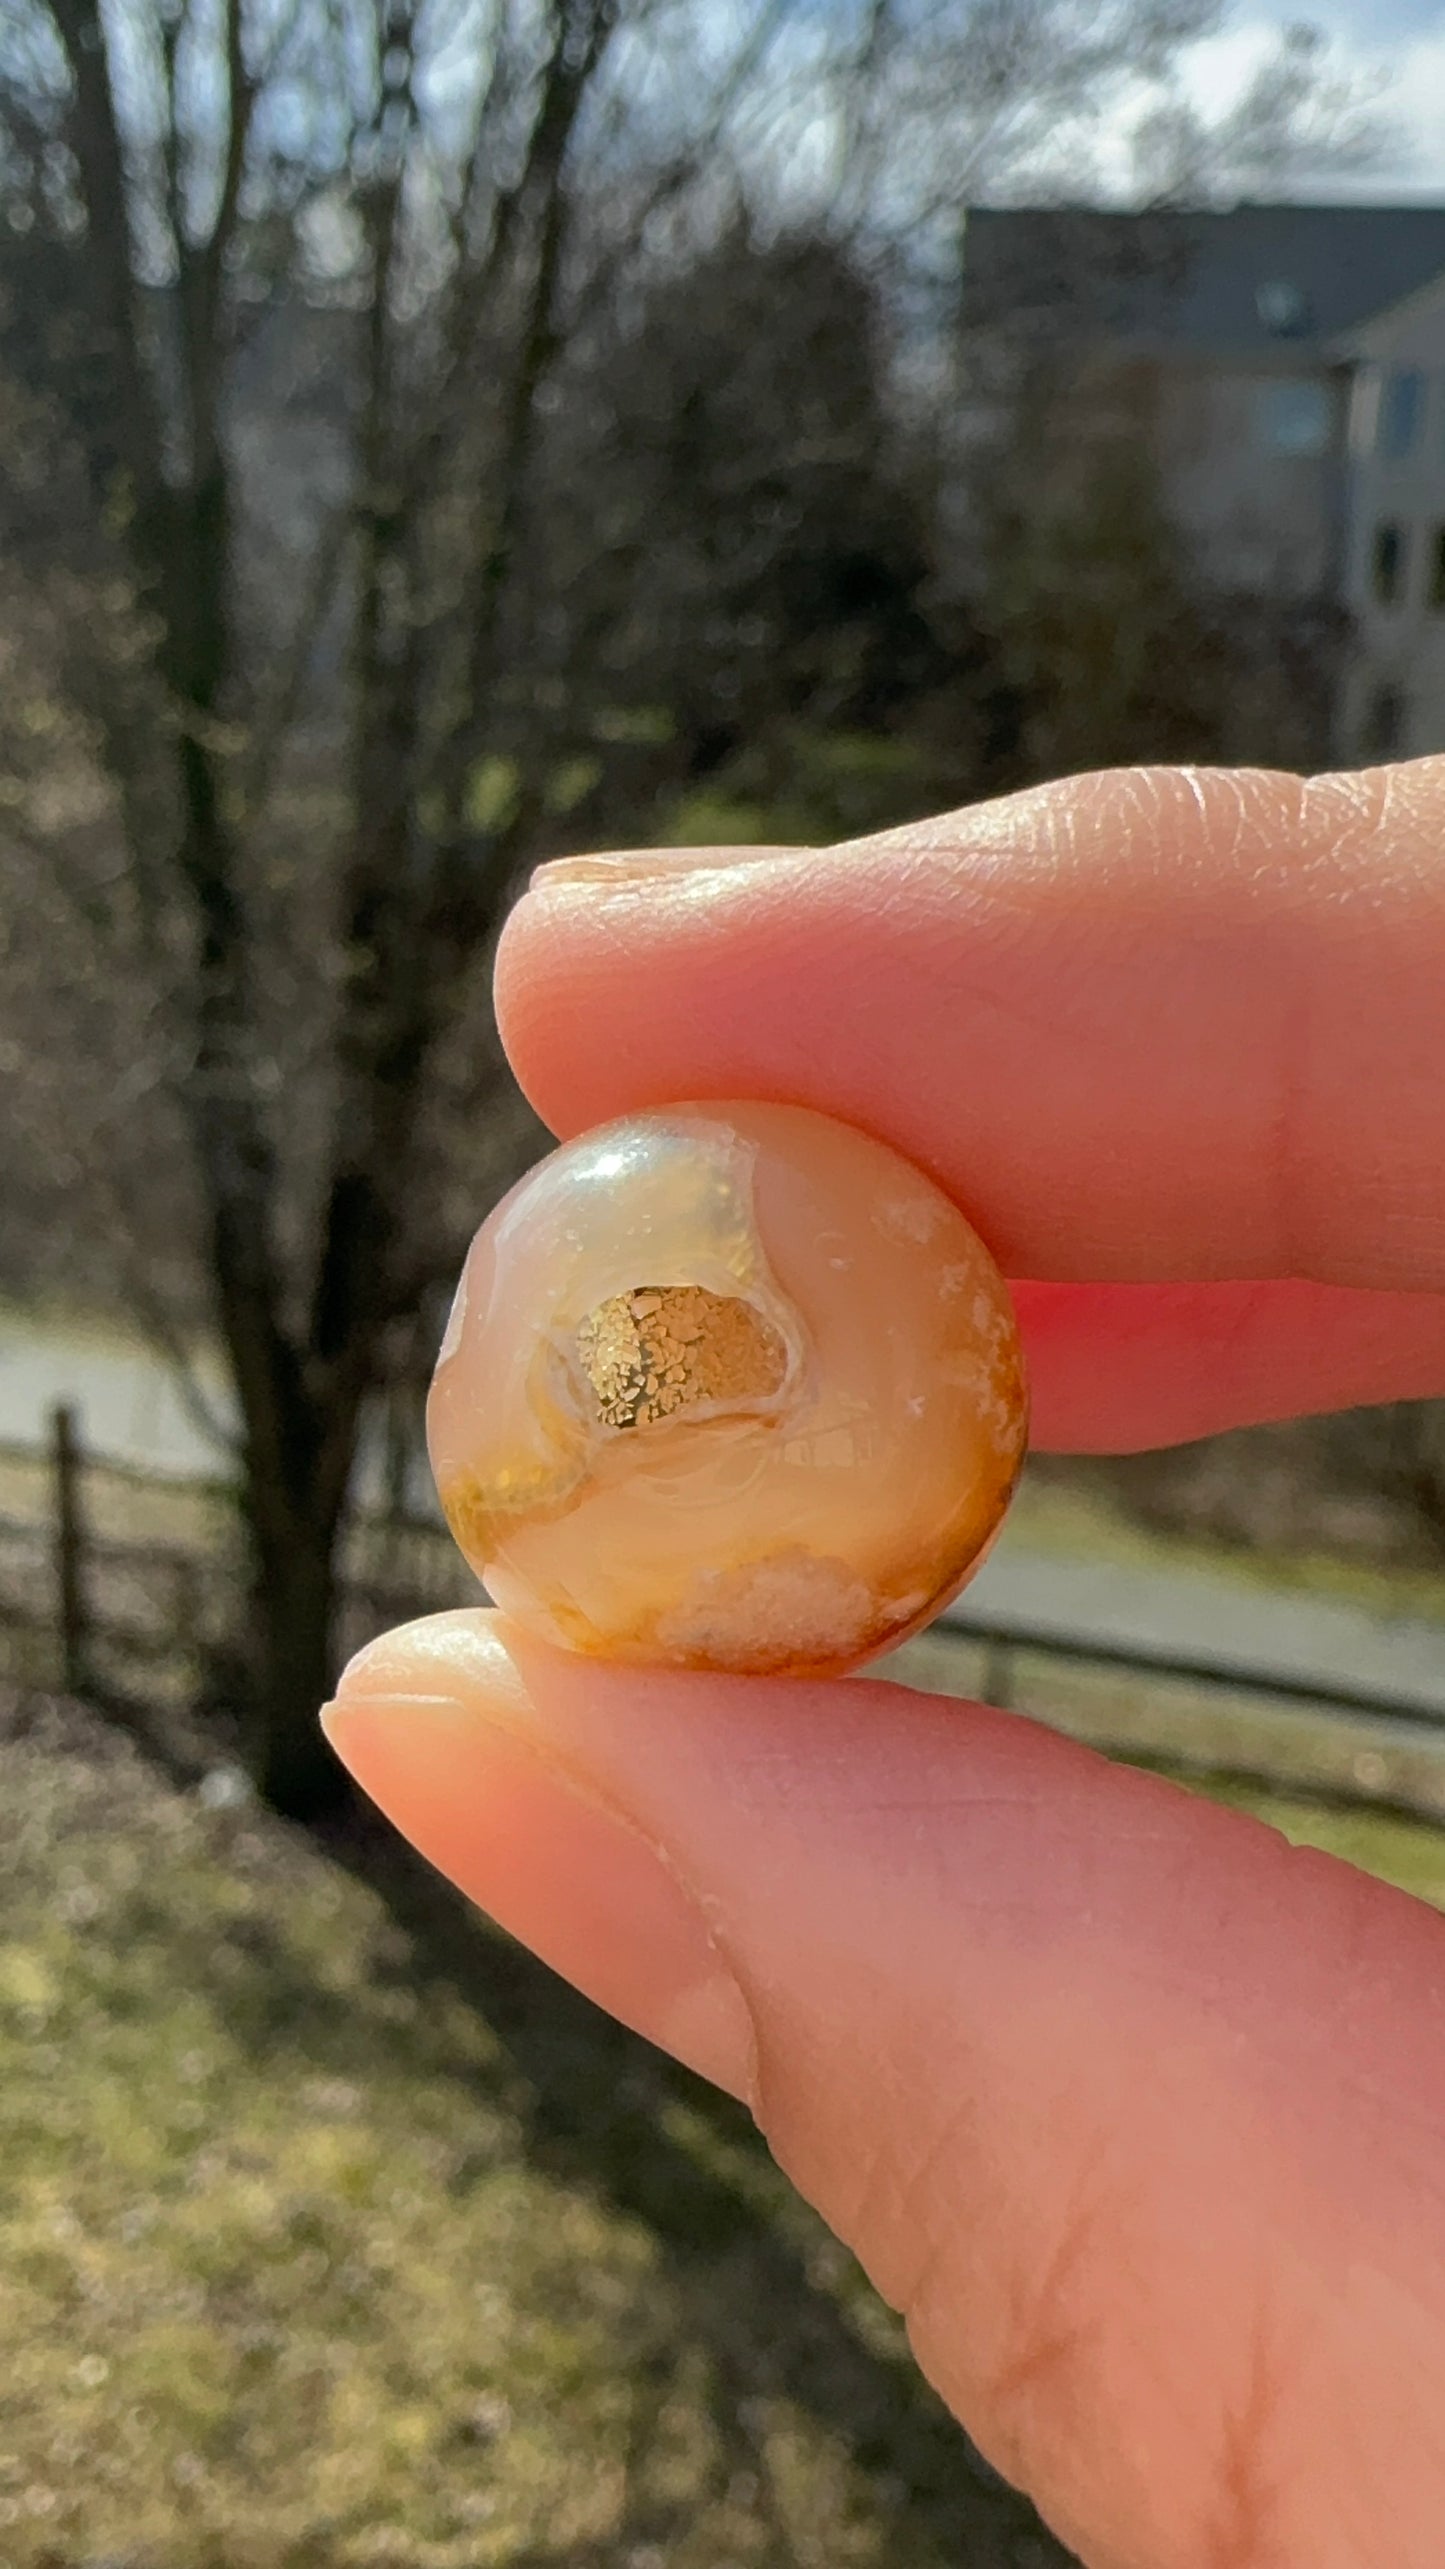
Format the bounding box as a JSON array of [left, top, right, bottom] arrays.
[[5, 1315, 1445, 2566], [0, 1691, 1063, 2569], [5, 1681, 1445, 2569]]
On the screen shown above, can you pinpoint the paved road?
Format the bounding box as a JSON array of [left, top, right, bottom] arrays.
[[948, 1548, 1445, 1721], [0, 1315, 235, 1475], [0, 1317, 416, 1510]]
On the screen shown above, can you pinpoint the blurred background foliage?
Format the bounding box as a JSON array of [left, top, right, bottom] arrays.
[[0, 0, 1384, 1808]]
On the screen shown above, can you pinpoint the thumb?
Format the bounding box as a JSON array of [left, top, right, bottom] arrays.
[[322, 1610, 1445, 2569]]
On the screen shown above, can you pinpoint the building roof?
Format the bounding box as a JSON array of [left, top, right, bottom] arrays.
[[961, 204, 1445, 358]]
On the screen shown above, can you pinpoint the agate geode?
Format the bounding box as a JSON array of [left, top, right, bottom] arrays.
[[428, 1102, 1027, 1673]]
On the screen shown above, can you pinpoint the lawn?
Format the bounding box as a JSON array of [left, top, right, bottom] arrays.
[[4, 1681, 1443, 2569], [0, 1691, 1063, 2569]]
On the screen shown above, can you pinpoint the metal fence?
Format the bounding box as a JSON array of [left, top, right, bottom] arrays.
[[0, 1406, 475, 1709], [5, 1405, 1445, 1818]]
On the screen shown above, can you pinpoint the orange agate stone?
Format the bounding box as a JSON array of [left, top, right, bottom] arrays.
[[428, 1102, 1027, 1675]]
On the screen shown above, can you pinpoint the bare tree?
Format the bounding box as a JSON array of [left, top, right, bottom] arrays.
[[0, 0, 1370, 1810], [2, 0, 703, 1808]]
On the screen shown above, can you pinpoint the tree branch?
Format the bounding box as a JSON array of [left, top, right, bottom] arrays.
[[105, 1209, 243, 1460], [431, 0, 618, 842], [238, 501, 355, 825], [49, 0, 169, 527], [49, 0, 318, 1542], [209, 0, 256, 274]]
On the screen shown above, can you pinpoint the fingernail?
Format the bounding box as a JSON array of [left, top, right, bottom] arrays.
[[321, 1625, 756, 2098], [531, 842, 802, 891]]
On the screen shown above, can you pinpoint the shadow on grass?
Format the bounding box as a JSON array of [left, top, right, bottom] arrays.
[[21, 1663, 1073, 2569], [318, 1801, 1077, 2569]]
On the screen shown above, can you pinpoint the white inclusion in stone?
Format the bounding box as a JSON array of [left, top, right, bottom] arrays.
[[654, 1548, 880, 1669]]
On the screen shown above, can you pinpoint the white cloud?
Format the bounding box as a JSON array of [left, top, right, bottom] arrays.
[[1185, 11, 1445, 195], [1380, 23, 1445, 187], [1183, 17, 1297, 120]]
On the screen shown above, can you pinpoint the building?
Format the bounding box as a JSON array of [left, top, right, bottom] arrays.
[[1335, 270, 1445, 761], [959, 204, 1445, 762]]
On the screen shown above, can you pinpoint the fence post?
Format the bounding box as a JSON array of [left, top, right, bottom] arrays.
[[51, 1402, 89, 1694]]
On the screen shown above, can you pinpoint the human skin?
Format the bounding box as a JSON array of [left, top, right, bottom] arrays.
[[323, 758, 1445, 2568]]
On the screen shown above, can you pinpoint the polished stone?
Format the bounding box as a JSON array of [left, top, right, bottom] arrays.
[[428, 1101, 1027, 1674]]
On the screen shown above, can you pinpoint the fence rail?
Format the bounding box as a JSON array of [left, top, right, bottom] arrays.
[[0, 1409, 474, 1709], [5, 1408, 1445, 1814], [942, 1596, 1445, 1732]]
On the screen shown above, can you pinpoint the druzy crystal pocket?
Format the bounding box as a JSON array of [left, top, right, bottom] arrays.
[[428, 1101, 1026, 1673]]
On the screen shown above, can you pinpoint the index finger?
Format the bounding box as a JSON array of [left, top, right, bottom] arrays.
[[498, 761, 1445, 1292]]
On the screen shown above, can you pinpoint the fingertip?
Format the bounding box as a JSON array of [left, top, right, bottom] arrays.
[[320, 1612, 757, 2097]]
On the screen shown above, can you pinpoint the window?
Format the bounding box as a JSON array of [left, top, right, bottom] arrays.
[[1377, 367, 1425, 460], [1255, 380, 1332, 456], [1362, 683, 1407, 759], [1373, 521, 1406, 605], [1431, 525, 1445, 611]]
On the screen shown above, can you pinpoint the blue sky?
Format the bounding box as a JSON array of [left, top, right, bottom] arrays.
[[1190, 3, 1445, 192]]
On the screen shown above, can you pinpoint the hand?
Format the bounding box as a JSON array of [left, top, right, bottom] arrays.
[[322, 760, 1445, 2569]]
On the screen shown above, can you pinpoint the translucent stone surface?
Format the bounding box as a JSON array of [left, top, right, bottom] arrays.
[[428, 1102, 1027, 1675]]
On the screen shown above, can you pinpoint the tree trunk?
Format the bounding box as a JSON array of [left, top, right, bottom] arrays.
[[249, 1497, 352, 1818]]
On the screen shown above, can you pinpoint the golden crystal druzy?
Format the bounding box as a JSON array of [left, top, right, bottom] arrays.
[[428, 1102, 1027, 1675], [576, 1285, 789, 1429]]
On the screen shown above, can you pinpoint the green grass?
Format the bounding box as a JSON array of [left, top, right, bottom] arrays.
[[0, 1701, 1056, 2569], [5, 1676, 1445, 2567], [0, 1293, 172, 1358]]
